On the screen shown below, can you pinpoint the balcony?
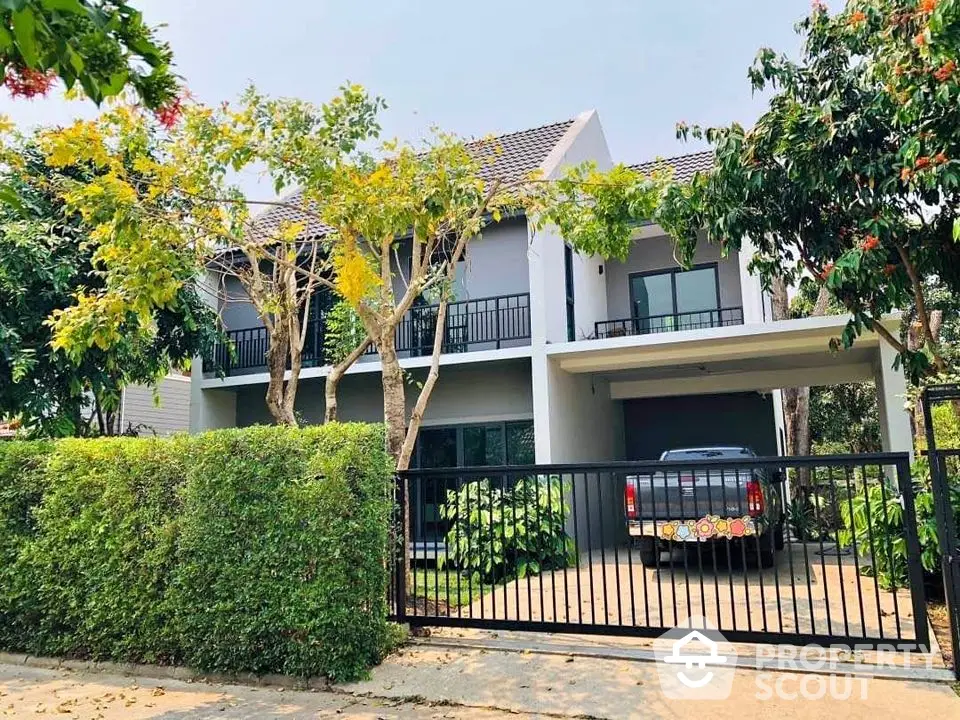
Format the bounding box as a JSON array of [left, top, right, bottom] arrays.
[[210, 293, 531, 376], [594, 306, 744, 340]]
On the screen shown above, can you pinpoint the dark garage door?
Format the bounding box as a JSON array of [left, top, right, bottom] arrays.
[[623, 391, 778, 460]]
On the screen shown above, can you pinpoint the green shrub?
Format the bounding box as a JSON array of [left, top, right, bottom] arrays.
[[171, 424, 395, 680], [839, 458, 960, 590], [440, 476, 575, 584], [0, 441, 53, 648], [0, 423, 396, 681], [11, 437, 188, 662]]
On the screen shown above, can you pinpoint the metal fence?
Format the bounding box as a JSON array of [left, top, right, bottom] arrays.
[[595, 306, 744, 340], [392, 454, 930, 650]]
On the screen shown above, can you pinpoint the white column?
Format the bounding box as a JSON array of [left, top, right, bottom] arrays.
[[738, 237, 766, 323], [875, 341, 913, 458]]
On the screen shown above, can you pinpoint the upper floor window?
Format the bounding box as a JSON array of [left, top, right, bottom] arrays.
[[630, 264, 720, 333], [564, 244, 575, 342]]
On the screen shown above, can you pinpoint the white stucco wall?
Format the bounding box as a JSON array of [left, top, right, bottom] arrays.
[[528, 110, 612, 346], [232, 359, 534, 428], [738, 236, 768, 323], [533, 355, 622, 463]]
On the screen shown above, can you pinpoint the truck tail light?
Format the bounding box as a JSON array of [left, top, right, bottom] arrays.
[[746, 478, 764, 518], [625, 477, 638, 519]]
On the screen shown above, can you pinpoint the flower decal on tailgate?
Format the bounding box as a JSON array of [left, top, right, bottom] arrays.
[[652, 515, 756, 540]]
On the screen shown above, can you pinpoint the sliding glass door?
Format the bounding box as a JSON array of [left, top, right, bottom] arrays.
[[630, 264, 720, 333], [412, 421, 535, 540]]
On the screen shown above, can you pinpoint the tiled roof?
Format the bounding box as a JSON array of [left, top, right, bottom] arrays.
[[630, 149, 714, 184], [249, 118, 576, 240]]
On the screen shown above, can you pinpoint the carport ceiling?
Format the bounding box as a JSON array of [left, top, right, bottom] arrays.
[[604, 347, 878, 400], [599, 347, 876, 384]]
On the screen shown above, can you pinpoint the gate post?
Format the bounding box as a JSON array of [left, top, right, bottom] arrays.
[[896, 456, 930, 651], [921, 385, 960, 679]]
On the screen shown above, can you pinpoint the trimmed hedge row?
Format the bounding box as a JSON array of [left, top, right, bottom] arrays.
[[0, 424, 398, 681]]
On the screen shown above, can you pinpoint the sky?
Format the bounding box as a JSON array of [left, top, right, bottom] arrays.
[[0, 0, 819, 199]]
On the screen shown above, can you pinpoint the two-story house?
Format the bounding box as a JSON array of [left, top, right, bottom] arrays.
[[190, 110, 913, 471]]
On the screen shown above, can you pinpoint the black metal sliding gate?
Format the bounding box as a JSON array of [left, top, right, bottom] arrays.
[[921, 384, 960, 678], [390, 453, 930, 651]]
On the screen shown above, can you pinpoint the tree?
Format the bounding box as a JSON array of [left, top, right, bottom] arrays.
[[809, 382, 882, 454], [771, 277, 831, 468], [34, 87, 666, 470], [655, 0, 960, 384], [0, 133, 218, 436], [0, 0, 177, 111], [30, 86, 384, 429]]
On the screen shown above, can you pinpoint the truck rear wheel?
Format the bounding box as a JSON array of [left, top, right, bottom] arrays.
[[634, 538, 659, 566]]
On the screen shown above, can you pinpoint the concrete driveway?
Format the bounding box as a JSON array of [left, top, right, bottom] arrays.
[[431, 543, 924, 644]]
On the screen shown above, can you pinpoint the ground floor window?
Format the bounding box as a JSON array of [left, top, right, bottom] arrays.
[[412, 420, 534, 540], [415, 420, 534, 468]]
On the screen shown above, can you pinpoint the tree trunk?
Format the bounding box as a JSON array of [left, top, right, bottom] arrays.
[[376, 325, 411, 587], [324, 337, 372, 423], [264, 325, 297, 426], [378, 328, 408, 464], [398, 300, 449, 470], [909, 309, 946, 444], [771, 278, 829, 491]]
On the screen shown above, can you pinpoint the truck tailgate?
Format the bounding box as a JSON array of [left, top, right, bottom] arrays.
[[626, 469, 759, 540]]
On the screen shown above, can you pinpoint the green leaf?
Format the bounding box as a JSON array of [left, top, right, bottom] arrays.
[[0, 25, 12, 52], [0, 183, 24, 212], [12, 7, 39, 68], [39, 0, 86, 13], [953, 217, 960, 242]]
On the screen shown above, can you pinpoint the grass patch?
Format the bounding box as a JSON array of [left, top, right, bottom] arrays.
[[411, 569, 485, 608]]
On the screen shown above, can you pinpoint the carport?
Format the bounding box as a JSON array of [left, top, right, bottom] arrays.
[[394, 315, 932, 655], [533, 314, 912, 464]]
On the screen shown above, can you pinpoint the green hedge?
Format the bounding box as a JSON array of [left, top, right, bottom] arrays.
[[0, 424, 397, 681]]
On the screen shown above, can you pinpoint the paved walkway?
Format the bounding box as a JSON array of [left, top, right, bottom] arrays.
[[2, 640, 956, 720], [341, 640, 960, 719], [0, 663, 514, 719]]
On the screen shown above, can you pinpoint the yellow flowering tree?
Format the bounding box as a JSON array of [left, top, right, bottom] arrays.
[[35, 85, 666, 469], [35, 86, 385, 426]]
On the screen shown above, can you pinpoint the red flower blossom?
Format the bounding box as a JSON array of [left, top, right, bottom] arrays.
[[935, 152, 948, 164], [849, 10, 867, 24], [934, 60, 956, 81], [883, 263, 898, 276], [920, 0, 937, 13], [3, 66, 56, 99], [154, 96, 184, 130], [914, 32, 928, 47], [861, 235, 880, 252], [915, 155, 932, 169], [901, 167, 913, 182], [820, 262, 835, 281]]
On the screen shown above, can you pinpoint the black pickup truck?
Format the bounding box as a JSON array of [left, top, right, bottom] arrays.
[[623, 446, 785, 567]]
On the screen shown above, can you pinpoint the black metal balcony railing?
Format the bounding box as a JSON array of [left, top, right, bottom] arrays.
[[368, 293, 531, 358], [211, 292, 531, 376], [594, 306, 744, 340]]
